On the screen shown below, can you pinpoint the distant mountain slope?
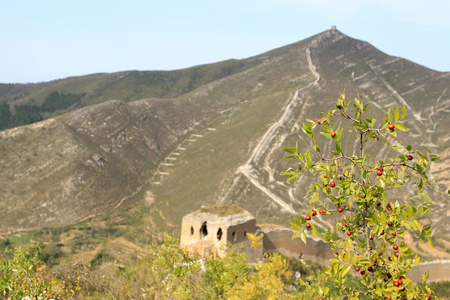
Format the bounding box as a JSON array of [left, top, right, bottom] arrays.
[[0, 28, 448, 258]]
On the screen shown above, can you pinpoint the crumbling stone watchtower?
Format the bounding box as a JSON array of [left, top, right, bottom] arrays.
[[180, 205, 261, 259]]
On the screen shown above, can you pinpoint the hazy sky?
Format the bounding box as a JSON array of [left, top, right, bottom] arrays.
[[1, 0, 449, 83]]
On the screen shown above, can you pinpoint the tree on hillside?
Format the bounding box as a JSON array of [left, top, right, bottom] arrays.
[[282, 93, 442, 299]]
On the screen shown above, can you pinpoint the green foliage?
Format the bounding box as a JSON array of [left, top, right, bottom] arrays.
[[283, 92, 442, 299], [231, 253, 293, 300], [0, 91, 84, 130], [0, 245, 78, 299], [14, 103, 42, 126], [0, 102, 13, 130], [430, 281, 450, 299], [40, 91, 85, 112]]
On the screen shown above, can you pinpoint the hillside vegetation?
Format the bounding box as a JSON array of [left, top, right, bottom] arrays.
[[0, 28, 449, 265]]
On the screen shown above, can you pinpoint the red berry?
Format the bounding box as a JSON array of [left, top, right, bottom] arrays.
[[427, 295, 431, 300], [306, 223, 311, 228], [329, 181, 335, 187], [360, 270, 365, 275], [368, 266, 373, 272], [338, 207, 343, 213], [306, 215, 311, 220], [388, 221, 393, 226], [347, 230, 352, 236], [44, 287, 47, 291], [407, 155, 413, 160], [331, 131, 336, 138], [380, 230, 384, 235], [356, 195, 361, 198], [370, 235, 374, 240], [394, 282, 399, 287], [392, 232, 397, 236], [372, 257, 378, 264], [312, 210, 317, 216], [377, 202, 381, 206], [397, 279, 403, 285], [317, 120, 321, 124], [389, 123, 395, 130], [355, 267, 360, 272], [377, 170, 383, 176], [319, 209, 325, 214], [393, 245, 398, 250], [395, 252, 400, 257]]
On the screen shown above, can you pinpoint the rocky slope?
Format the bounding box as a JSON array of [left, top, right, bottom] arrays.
[[0, 29, 449, 254]]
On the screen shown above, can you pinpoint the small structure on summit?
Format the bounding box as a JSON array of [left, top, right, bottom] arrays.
[[180, 205, 262, 260]]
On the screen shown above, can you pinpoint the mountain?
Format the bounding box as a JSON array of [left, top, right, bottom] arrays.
[[0, 29, 449, 258]]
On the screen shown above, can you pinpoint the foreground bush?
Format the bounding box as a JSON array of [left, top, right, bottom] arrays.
[[283, 93, 442, 299]]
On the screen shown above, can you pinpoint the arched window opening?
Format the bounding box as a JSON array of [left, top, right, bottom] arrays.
[[200, 222, 208, 238], [190, 226, 194, 236], [232, 231, 236, 243], [217, 228, 223, 241]]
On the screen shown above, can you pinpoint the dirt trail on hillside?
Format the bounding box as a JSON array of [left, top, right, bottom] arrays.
[[220, 33, 324, 213]]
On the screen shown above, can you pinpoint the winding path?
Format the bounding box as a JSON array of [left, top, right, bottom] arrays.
[[219, 35, 323, 213]]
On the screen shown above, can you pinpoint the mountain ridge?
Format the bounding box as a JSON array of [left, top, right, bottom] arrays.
[[0, 29, 449, 260]]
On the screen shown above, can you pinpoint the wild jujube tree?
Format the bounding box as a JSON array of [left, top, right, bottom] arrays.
[[282, 93, 442, 299]]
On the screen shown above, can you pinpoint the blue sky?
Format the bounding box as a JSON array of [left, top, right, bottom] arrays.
[[1, 0, 449, 83]]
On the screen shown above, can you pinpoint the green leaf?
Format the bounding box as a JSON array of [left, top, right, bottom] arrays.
[[413, 255, 420, 266], [362, 169, 368, 181], [388, 108, 393, 123], [401, 106, 406, 118], [423, 271, 429, 283], [394, 106, 399, 120], [418, 178, 423, 190], [342, 265, 351, 277], [335, 140, 342, 153], [428, 238, 434, 248], [283, 147, 296, 153], [392, 145, 405, 149], [394, 122, 408, 132], [300, 231, 306, 244], [345, 250, 351, 263], [311, 222, 318, 236]]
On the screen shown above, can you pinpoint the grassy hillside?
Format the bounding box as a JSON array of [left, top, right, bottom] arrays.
[[0, 29, 449, 264]]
